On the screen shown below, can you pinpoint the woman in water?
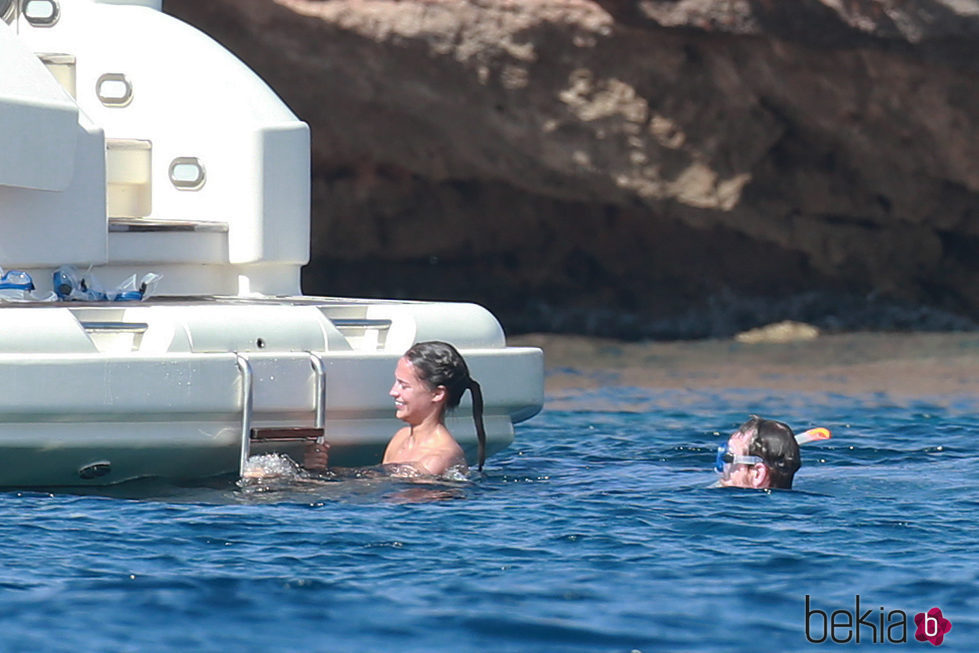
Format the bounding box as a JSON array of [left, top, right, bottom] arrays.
[[382, 340, 486, 475], [303, 340, 486, 477]]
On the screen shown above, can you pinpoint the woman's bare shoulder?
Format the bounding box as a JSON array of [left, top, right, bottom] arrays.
[[388, 426, 411, 443], [382, 427, 411, 462]]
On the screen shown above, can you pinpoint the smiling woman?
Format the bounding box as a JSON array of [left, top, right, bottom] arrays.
[[382, 341, 486, 476], [300, 340, 487, 478]]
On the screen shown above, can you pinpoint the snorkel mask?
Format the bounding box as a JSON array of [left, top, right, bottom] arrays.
[[713, 426, 832, 475], [714, 441, 762, 473]]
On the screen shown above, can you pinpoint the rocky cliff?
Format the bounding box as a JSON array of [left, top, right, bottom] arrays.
[[163, 0, 979, 338]]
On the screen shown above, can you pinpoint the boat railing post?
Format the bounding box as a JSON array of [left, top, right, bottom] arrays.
[[308, 352, 326, 430], [235, 353, 254, 476]]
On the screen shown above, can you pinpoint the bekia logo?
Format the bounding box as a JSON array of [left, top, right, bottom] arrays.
[[914, 608, 952, 646], [805, 595, 952, 646]]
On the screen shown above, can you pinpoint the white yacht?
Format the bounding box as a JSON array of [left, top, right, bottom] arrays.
[[0, 0, 543, 486]]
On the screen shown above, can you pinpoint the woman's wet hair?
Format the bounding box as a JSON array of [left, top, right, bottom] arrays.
[[404, 341, 487, 471], [740, 416, 802, 489]]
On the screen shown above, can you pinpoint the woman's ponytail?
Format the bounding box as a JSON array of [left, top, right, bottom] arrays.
[[469, 379, 486, 471]]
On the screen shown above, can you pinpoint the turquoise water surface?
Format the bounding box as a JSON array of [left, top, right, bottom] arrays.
[[0, 385, 975, 651]]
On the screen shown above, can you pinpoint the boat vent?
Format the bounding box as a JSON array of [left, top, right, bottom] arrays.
[[169, 157, 206, 191], [81, 321, 148, 353], [96, 73, 133, 107], [78, 460, 111, 480], [331, 318, 391, 351], [23, 0, 58, 27]]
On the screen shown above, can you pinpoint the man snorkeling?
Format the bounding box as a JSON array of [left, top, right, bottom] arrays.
[[714, 415, 830, 490]]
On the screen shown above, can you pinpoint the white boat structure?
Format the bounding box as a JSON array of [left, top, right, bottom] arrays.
[[0, 0, 543, 486]]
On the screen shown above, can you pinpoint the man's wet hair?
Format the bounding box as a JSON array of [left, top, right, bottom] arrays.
[[739, 415, 802, 489]]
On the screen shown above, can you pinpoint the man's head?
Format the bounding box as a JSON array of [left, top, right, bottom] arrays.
[[716, 416, 801, 489]]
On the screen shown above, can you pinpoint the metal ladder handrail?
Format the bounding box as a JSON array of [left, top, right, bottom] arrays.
[[237, 352, 326, 477], [308, 351, 326, 430], [235, 353, 253, 476]]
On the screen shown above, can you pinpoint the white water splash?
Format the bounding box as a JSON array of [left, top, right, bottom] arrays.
[[240, 453, 306, 481]]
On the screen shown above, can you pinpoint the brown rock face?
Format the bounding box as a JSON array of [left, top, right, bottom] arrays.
[[163, 0, 979, 338]]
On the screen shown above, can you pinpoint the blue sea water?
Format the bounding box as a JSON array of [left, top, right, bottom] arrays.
[[0, 384, 976, 652]]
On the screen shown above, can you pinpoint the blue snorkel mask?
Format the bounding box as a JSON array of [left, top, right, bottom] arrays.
[[714, 441, 763, 473], [713, 426, 833, 473]]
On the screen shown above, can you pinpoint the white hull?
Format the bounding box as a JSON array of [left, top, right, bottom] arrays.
[[0, 297, 543, 486]]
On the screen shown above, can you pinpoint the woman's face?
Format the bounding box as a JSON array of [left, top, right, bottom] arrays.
[[389, 357, 443, 425]]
